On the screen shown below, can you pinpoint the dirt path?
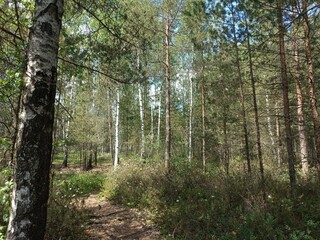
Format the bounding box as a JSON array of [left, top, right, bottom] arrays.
[[84, 194, 162, 240]]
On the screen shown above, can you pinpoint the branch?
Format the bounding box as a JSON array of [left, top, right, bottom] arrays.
[[58, 57, 135, 84], [0, 26, 24, 41]]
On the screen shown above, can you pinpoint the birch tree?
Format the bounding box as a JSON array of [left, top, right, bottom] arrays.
[[7, 0, 63, 239], [114, 86, 120, 169]]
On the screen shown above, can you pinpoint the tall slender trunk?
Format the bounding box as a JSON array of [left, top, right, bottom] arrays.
[[62, 119, 70, 168], [108, 90, 114, 162], [293, 4, 308, 176], [138, 83, 146, 159], [157, 86, 162, 148], [201, 51, 206, 172], [7, 1, 63, 239], [188, 69, 193, 163], [164, 11, 171, 170], [232, 10, 251, 174], [302, 0, 320, 174], [150, 88, 154, 147], [277, 2, 296, 193], [265, 94, 278, 163], [114, 86, 120, 169], [223, 108, 229, 174], [246, 21, 265, 200]]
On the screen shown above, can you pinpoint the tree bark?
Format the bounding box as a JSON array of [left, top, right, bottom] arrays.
[[302, 0, 320, 175], [6, 1, 63, 239], [138, 83, 146, 159], [201, 51, 206, 172], [188, 69, 193, 163], [157, 85, 162, 149], [246, 20, 265, 200], [108, 90, 114, 162], [277, 2, 296, 193], [293, 4, 308, 176], [231, 10, 251, 174], [114, 86, 120, 169], [164, 11, 171, 170]]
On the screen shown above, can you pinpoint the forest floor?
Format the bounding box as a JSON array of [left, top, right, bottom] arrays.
[[54, 163, 163, 240], [84, 194, 162, 240]]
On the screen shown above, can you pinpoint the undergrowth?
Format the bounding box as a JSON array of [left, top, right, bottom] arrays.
[[101, 161, 320, 240], [45, 171, 105, 239]]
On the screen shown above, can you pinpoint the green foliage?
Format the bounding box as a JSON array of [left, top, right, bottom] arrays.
[[46, 171, 105, 239], [102, 161, 320, 240], [0, 168, 13, 238]]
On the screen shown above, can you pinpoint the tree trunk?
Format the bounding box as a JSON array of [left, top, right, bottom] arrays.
[[201, 51, 206, 172], [277, 2, 296, 193], [164, 11, 171, 170], [265, 94, 278, 162], [108, 90, 114, 162], [232, 10, 251, 174], [87, 148, 93, 170], [293, 4, 309, 176], [114, 86, 120, 169], [6, 1, 63, 239], [150, 92, 154, 153], [62, 119, 70, 168], [246, 21, 266, 200], [138, 83, 146, 159], [302, 0, 320, 175], [188, 69, 193, 163], [94, 147, 98, 166], [157, 85, 162, 149], [63, 146, 68, 168]]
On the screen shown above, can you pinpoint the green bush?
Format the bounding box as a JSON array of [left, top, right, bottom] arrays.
[[102, 161, 320, 240], [0, 168, 13, 238], [46, 171, 105, 239]]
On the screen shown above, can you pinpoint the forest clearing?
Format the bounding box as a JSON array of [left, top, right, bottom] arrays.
[[1, 0, 320, 239]]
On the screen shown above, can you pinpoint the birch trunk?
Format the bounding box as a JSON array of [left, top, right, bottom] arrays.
[[7, 1, 63, 239], [201, 51, 206, 172], [157, 86, 161, 148], [277, 2, 296, 192], [138, 83, 146, 159], [165, 11, 171, 170], [265, 94, 277, 160], [108, 90, 114, 162], [114, 87, 120, 169], [188, 69, 193, 163], [293, 5, 309, 176]]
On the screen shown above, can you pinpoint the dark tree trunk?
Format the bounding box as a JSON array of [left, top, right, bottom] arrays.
[[62, 146, 68, 168], [246, 20, 266, 201], [94, 147, 98, 166], [6, 1, 63, 239], [302, 0, 320, 175], [231, 10, 251, 174], [277, 2, 296, 193]]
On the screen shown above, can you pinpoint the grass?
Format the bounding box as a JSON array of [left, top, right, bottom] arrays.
[[46, 162, 106, 239]]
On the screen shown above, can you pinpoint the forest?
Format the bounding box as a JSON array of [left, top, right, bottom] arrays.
[[1, 0, 320, 239]]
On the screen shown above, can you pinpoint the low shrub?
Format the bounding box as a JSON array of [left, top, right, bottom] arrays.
[[102, 161, 320, 240]]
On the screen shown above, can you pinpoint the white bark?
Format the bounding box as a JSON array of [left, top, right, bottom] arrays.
[[150, 90, 154, 146], [188, 69, 193, 163], [7, 1, 63, 239], [114, 87, 120, 169], [138, 83, 146, 159], [157, 85, 162, 147]]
